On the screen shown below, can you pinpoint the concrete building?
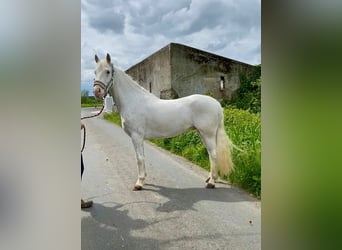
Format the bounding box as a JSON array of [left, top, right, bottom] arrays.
[[125, 43, 255, 101]]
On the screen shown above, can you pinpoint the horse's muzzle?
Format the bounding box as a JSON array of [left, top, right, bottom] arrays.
[[93, 85, 105, 99]]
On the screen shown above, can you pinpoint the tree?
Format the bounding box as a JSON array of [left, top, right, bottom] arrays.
[[81, 89, 90, 104], [226, 65, 261, 113]]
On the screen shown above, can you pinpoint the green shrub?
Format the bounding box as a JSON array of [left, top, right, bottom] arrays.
[[81, 89, 103, 107], [151, 107, 260, 197], [224, 65, 261, 113], [224, 107, 261, 197], [103, 112, 122, 125]]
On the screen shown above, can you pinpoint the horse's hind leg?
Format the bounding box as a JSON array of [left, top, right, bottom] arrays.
[[198, 131, 217, 188], [131, 133, 146, 191]]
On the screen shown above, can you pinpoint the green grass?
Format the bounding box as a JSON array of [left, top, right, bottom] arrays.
[[223, 107, 261, 197], [103, 107, 261, 197], [81, 93, 103, 108], [151, 131, 210, 170], [81, 103, 102, 108], [103, 112, 122, 125]]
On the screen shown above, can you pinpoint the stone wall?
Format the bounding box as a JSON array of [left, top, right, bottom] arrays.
[[170, 43, 254, 100], [126, 43, 255, 101], [125, 45, 171, 98]]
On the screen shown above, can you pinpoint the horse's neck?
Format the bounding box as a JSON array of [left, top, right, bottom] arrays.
[[111, 68, 156, 114]]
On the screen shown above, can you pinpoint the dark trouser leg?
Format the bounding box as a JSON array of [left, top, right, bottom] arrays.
[[81, 154, 84, 179]]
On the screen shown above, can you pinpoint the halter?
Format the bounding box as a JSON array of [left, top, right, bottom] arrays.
[[93, 63, 114, 98]]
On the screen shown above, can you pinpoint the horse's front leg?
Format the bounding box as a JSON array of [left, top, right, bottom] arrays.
[[131, 133, 146, 191]]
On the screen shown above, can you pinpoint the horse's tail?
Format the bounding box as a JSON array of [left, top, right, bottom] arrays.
[[216, 116, 234, 176]]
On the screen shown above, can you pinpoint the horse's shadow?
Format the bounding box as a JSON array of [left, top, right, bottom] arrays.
[[142, 183, 257, 213], [81, 183, 258, 249], [81, 201, 223, 249], [82, 202, 157, 249]]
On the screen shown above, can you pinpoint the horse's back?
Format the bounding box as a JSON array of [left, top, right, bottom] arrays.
[[151, 94, 221, 116], [186, 94, 222, 115], [188, 94, 221, 106]]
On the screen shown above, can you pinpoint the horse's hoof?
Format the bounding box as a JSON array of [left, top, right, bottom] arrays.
[[133, 185, 143, 191], [206, 183, 215, 189], [205, 177, 210, 183]]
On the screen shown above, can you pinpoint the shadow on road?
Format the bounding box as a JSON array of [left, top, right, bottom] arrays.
[[82, 202, 223, 250], [82, 202, 157, 249], [143, 183, 257, 213]]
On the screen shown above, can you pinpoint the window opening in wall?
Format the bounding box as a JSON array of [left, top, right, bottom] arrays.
[[149, 82, 152, 93], [220, 76, 225, 91]]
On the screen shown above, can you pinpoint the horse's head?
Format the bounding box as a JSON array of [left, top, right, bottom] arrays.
[[93, 53, 114, 99]]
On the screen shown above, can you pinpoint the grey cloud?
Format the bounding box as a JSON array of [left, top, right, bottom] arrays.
[[82, 0, 126, 34], [127, 0, 260, 41], [191, 0, 259, 35], [188, 1, 229, 33], [127, 0, 192, 35], [82, 0, 260, 39], [83, 0, 192, 35], [81, 0, 260, 74], [247, 43, 261, 63], [85, 0, 115, 8], [206, 41, 227, 51], [89, 11, 125, 33]]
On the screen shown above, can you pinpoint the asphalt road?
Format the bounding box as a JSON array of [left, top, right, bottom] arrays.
[[81, 108, 261, 250]]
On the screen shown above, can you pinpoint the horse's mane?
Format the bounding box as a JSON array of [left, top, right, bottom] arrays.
[[114, 66, 155, 97]]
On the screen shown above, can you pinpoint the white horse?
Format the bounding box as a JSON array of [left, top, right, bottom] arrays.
[[93, 54, 234, 190]]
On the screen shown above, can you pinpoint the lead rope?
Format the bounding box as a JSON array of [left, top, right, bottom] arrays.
[[81, 104, 105, 120], [81, 126, 86, 153], [81, 103, 105, 153], [81, 62, 114, 151]]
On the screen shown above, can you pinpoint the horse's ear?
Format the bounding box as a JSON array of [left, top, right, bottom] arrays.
[[106, 53, 111, 64], [95, 54, 99, 63]]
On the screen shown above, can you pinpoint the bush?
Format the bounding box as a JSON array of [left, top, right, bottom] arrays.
[[224, 107, 261, 197], [103, 112, 122, 125], [81, 89, 103, 107], [151, 107, 261, 197], [152, 130, 210, 171], [225, 65, 261, 113]]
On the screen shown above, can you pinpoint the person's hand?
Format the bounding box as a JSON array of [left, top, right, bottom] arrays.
[[81, 123, 85, 130]]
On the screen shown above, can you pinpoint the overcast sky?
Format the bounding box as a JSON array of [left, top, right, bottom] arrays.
[[81, 0, 261, 91]]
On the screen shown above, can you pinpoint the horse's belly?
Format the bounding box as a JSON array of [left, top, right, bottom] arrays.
[[144, 117, 193, 139]]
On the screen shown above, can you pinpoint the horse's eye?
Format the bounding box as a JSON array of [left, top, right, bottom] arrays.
[[106, 70, 110, 75]]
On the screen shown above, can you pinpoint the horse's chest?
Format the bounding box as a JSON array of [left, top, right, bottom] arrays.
[[122, 118, 145, 136]]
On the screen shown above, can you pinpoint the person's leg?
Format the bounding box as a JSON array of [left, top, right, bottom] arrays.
[[81, 153, 92, 208], [81, 154, 84, 179]]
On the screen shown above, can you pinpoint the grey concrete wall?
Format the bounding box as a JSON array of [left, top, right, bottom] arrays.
[[170, 43, 254, 100], [125, 45, 171, 98], [126, 43, 255, 101]]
